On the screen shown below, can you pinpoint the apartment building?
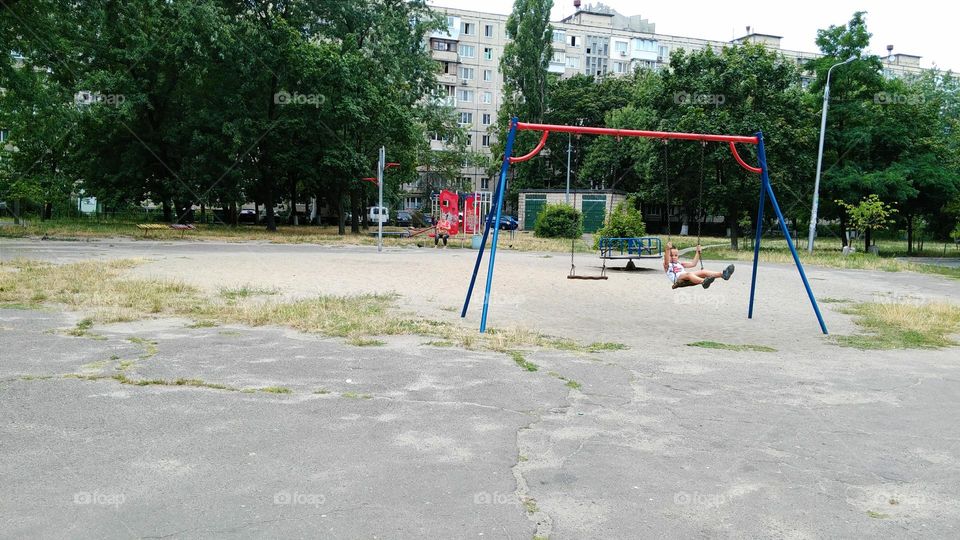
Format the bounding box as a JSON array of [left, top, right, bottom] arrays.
[[420, 2, 934, 203]]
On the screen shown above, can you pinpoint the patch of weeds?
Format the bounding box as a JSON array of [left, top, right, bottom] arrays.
[[259, 386, 292, 394], [687, 341, 777, 353], [518, 455, 528, 462], [219, 285, 280, 300], [187, 320, 218, 328], [128, 337, 159, 359], [522, 497, 539, 514], [219, 330, 242, 336], [440, 306, 457, 312], [564, 379, 582, 390], [867, 510, 889, 519], [342, 391, 373, 399], [423, 340, 455, 347], [313, 389, 331, 395], [509, 351, 538, 372], [586, 342, 628, 352], [0, 302, 42, 310], [174, 379, 233, 391], [820, 297, 851, 304], [347, 336, 385, 347], [241, 388, 256, 394], [80, 360, 110, 371], [20, 375, 54, 381], [66, 318, 106, 340], [116, 360, 135, 371], [834, 302, 960, 349]]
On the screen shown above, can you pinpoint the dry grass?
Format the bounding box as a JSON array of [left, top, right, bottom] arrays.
[[0, 258, 627, 355], [835, 302, 960, 349]]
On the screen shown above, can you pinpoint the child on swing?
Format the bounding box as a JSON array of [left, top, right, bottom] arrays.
[[664, 242, 735, 289]]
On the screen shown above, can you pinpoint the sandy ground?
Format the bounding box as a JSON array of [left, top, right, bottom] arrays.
[[2, 238, 959, 538]]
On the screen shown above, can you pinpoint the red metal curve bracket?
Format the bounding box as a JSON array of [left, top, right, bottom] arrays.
[[509, 130, 550, 163], [728, 142, 763, 174]]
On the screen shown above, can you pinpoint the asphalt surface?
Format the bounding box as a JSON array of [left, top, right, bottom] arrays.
[[2, 239, 959, 538]]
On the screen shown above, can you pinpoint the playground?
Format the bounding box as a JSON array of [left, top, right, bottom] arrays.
[[2, 238, 959, 538]]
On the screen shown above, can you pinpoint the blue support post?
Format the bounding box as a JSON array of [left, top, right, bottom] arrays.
[[747, 166, 766, 321], [754, 133, 829, 334], [461, 145, 507, 318], [462, 118, 519, 332]]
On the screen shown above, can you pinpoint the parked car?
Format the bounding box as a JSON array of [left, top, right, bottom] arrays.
[[394, 210, 413, 227], [367, 206, 389, 224], [497, 215, 519, 230], [238, 209, 257, 223]]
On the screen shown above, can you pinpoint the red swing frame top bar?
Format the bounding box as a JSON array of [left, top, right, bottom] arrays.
[[509, 122, 763, 174]]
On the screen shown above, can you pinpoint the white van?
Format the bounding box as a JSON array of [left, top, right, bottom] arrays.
[[367, 206, 389, 224]]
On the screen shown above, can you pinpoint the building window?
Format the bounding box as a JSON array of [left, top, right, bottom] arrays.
[[484, 47, 493, 60], [568, 35, 578, 47], [404, 196, 423, 209], [484, 24, 494, 38], [482, 135, 491, 147], [481, 178, 490, 190], [481, 91, 492, 104], [458, 67, 474, 80], [461, 22, 474, 35], [566, 56, 580, 68], [553, 30, 566, 44], [482, 113, 492, 125], [457, 89, 474, 103], [615, 41, 628, 55], [459, 44, 475, 58], [458, 112, 473, 125], [0, 129, 8, 143], [483, 69, 493, 82], [658, 46, 669, 60], [552, 51, 565, 63], [467, 134, 472, 145], [614, 61, 627, 74]]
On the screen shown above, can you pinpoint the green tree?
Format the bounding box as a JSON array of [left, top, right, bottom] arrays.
[[835, 194, 898, 251]]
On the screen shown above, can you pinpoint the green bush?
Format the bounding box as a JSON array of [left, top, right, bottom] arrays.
[[534, 203, 583, 239], [593, 197, 647, 248]]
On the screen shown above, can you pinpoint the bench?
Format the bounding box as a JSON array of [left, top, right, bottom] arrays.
[[598, 237, 663, 270], [136, 223, 196, 237]]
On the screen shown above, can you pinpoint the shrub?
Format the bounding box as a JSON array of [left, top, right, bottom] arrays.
[[534, 204, 582, 238], [593, 197, 646, 248]]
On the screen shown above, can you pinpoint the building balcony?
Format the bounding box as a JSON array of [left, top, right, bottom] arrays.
[[438, 72, 459, 86], [432, 49, 459, 63]]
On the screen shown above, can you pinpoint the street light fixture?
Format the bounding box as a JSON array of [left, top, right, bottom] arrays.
[[807, 55, 856, 253]]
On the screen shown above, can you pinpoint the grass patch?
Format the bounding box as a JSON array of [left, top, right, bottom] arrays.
[[219, 285, 279, 300], [867, 510, 890, 519], [565, 379, 582, 390], [259, 386, 292, 394], [687, 341, 777, 352], [80, 360, 110, 371], [128, 337, 159, 359], [522, 497, 539, 514], [423, 340, 455, 347], [834, 302, 960, 349], [116, 360, 135, 371], [187, 320, 218, 328], [820, 297, 851, 304], [0, 258, 633, 357], [509, 351, 538, 372], [586, 342, 629, 352], [21, 375, 54, 381], [313, 389, 331, 395], [342, 391, 373, 399], [347, 336, 386, 347]]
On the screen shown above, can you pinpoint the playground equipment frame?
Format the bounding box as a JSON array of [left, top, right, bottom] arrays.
[[461, 117, 829, 335]]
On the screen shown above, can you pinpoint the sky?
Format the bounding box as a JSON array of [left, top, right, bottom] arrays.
[[428, 0, 956, 71]]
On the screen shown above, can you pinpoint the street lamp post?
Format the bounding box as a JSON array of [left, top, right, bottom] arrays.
[[807, 55, 856, 253]]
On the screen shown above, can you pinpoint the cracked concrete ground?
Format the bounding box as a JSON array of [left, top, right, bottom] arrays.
[[1, 239, 959, 538]]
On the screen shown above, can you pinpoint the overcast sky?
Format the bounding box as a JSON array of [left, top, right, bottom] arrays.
[[429, 0, 955, 71]]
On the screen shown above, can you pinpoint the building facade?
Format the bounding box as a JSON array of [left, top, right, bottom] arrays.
[[420, 2, 935, 204]]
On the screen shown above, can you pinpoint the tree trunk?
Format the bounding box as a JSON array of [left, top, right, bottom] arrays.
[[338, 195, 346, 235], [41, 202, 53, 221], [290, 181, 298, 226], [864, 227, 872, 252], [264, 188, 277, 232], [200, 203, 206, 225], [729, 214, 740, 251], [839, 211, 849, 248], [906, 214, 914, 255], [350, 189, 360, 234], [162, 199, 172, 223], [254, 202, 260, 225]]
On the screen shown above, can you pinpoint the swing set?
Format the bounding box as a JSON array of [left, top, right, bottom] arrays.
[[461, 117, 829, 335]]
